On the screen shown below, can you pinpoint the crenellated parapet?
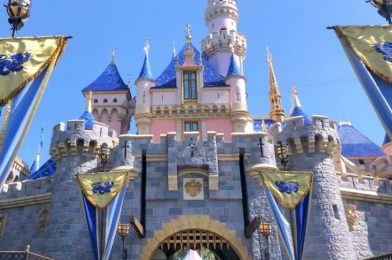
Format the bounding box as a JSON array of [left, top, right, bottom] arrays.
[[202, 30, 247, 59], [270, 115, 341, 157], [49, 120, 117, 163]]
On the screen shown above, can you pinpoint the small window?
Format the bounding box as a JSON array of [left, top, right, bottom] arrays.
[[113, 98, 118, 103], [103, 99, 108, 103], [93, 99, 98, 103], [359, 159, 365, 165], [184, 121, 199, 132], [183, 72, 197, 100]]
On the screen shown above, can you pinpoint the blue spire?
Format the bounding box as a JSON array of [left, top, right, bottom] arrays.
[[226, 52, 242, 78], [290, 86, 312, 125], [137, 39, 154, 81]]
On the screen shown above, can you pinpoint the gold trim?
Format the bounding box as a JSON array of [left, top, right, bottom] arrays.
[[140, 215, 252, 260], [341, 188, 392, 204]]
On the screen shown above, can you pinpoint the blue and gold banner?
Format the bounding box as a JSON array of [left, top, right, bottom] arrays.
[[78, 171, 128, 260], [335, 26, 392, 139], [261, 171, 313, 260], [0, 36, 67, 189]]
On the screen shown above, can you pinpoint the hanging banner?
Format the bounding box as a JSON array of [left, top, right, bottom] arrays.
[[261, 171, 313, 260], [335, 25, 392, 139], [0, 36, 68, 189], [78, 171, 128, 260]]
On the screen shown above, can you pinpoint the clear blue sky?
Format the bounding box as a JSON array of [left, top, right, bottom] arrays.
[[0, 0, 386, 166]]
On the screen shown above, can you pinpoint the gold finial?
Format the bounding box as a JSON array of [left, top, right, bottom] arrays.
[[185, 24, 192, 43], [261, 119, 268, 133], [144, 37, 150, 55], [127, 74, 131, 89], [173, 41, 177, 57], [111, 47, 116, 64], [292, 85, 302, 108], [267, 46, 272, 63], [86, 91, 92, 112], [229, 43, 235, 53]]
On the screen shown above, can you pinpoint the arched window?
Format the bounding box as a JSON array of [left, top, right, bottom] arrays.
[[103, 99, 108, 103], [93, 99, 98, 103], [183, 71, 197, 100], [113, 98, 118, 103]]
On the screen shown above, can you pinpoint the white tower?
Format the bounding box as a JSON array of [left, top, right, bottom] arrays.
[[202, 0, 247, 77]]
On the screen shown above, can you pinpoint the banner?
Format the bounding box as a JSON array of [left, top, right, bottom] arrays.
[[77, 171, 128, 260], [335, 26, 392, 139], [261, 171, 313, 260], [0, 36, 67, 188]]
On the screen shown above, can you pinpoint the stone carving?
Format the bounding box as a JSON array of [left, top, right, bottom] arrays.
[[38, 209, 48, 232], [183, 178, 204, 200], [344, 204, 357, 231], [185, 179, 202, 197]]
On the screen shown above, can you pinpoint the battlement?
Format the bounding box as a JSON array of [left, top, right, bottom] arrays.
[[270, 115, 340, 156], [205, 0, 238, 23], [202, 30, 247, 58], [369, 155, 392, 180], [0, 177, 53, 201], [50, 119, 116, 162]]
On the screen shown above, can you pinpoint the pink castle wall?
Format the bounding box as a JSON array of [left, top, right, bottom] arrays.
[[205, 118, 233, 141], [203, 90, 230, 104], [150, 119, 177, 143], [152, 92, 177, 106]]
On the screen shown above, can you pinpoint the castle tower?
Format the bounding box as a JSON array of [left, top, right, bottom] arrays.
[[82, 51, 133, 135], [202, 0, 247, 76], [267, 49, 285, 122], [225, 48, 250, 132], [134, 40, 155, 135], [270, 88, 357, 259]]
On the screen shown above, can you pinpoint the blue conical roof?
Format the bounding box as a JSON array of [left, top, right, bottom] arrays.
[[79, 111, 95, 130], [137, 54, 154, 81], [226, 53, 242, 78], [82, 63, 128, 92], [290, 88, 312, 125], [153, 43, 228, 88], [338, 123, 384, 157]]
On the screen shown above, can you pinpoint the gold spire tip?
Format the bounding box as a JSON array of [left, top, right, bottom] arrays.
[[144, 37, 150, 55], [111, 47, 116, 64], [86, 91, 92, 112], [185, 24, 192, 43]]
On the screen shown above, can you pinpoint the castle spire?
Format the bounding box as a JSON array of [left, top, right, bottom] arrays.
[[137, 38, 154, 81], [290, 86, 312, 125], [267, 48, 285, 122]]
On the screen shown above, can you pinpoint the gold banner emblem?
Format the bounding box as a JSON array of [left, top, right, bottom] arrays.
[[261, 171, 313, 209], [77, 171, 128, 209], [336, 25, 392, 84], [0, 36, 67, 104]]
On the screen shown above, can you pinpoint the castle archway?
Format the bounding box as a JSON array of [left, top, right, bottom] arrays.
[[140, 215, 251, 260]]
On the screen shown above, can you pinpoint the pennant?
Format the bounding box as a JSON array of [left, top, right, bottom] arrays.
[[78, 171, 128, 260], [335, 26, 392, 139], [262, 171, 312, 209], [77, 171, 128, 210], [0, 36, 67, 189], [261, 171, 313, 260]]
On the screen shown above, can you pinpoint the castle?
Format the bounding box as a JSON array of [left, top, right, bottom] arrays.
[[0, 0, 392, 259]]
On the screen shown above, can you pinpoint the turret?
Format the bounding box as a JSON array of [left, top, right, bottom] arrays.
[[267, 49, 285, 122], [225, 48, 250, 132], [135, 40, 155, 135], [270, 88, 357, 259], [82, 50, 133, 135], [202, 0, 247, 76]]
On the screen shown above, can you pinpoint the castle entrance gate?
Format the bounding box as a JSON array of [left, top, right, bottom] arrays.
[[140, 215, 251, 260]]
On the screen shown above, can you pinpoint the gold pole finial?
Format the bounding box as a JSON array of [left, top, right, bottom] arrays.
[[127, 74, 131, 89], [186, 24, 192, 43], [261, 119, 268, 133], [86, 91, 92, 112], [292, 85, 302, 108], [111, 47, 116, 64], [144, 37, 150, 56], [267, 46, 272, 63]]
